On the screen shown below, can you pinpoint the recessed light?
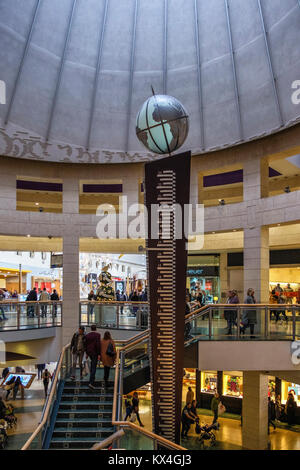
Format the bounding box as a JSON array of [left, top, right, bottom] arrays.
[[27, 234, 31, 238], [35, 202, 39, 206]]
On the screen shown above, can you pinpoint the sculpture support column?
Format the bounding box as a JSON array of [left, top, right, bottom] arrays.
[[145, 152, 191, 444]]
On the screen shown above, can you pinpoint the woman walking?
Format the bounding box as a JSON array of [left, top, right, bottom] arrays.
[[241, 288, 257, 338], [42, 369, 52, 397], [100, 331, 116, 388]]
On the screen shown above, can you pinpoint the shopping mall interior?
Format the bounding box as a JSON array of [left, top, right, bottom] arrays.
[[1, 0, 300, 454]]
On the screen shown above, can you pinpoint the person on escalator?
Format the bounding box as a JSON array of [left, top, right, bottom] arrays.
[[184, 295, 192, 340], [70, 326, 87, 380], [100, 331, 116, 388], [86, 324, 101, 390]]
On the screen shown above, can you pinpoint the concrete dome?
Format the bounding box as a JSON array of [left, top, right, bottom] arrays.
[[0, 0, 300, 164]]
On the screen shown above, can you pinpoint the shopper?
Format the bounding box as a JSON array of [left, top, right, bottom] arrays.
[[39, 288, 49, 318], [284, 284, 293, 305], [0, 290, 8, 321], [186, 386, 194, 405], [88, 290, 95, 319], [50, 289, 59, 317], [211, 392, 220, 424], [132, 391, 144, 427], [268, 397, 276, 433], [275, 395, 282, 421], [70, 326, 87, 380], [181, 402, 195, 439], [241, 288, 257, 338], [276, 295, 288, 324], [100, 331, 116, 388], [130, 291, 139, 316], [285, 392, 297, 426], [2, 367, 9, 380], [26, 287, 37, 318], [190, 400, 199, 422], [42, 369, 52, 397], [4, 376, 16, 400], [225, 290, 240, 335], [12, 376, 23, 400], [86, 324, 101, 389], [124, 395, 133, 421], [37, 363, 45, 380], [184, 295, 192, 340]]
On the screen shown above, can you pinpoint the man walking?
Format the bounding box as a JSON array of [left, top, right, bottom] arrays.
[[85, 324, 101, 390], [70, 326, 87, 380]]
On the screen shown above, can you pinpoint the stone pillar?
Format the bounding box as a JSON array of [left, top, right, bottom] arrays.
[[197, 172, 204, 205], [243, 156, 269, 201], [242, 371, 269, 450], [219, 252, 229, 303], [243, 226, 269, 302], [62, 234, 79, 346], [0, 169, 16, 211], [63, 176, 79, 214]]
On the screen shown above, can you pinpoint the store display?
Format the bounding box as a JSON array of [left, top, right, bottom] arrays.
[[223, 373, 243, 398], [201, 372, 217, 394]]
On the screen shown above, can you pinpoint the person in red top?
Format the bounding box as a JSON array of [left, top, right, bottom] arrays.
[[85, 324, 101, 390]]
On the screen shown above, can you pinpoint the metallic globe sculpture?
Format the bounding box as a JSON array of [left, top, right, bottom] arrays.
[[136, 93, 189, 155]]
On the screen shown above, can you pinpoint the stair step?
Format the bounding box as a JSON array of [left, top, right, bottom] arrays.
[[50, 438, 104, 449], [52, 427, 114, 438], [56, 418, 112, 425], [61, 395, 112, 403], [63, 387, 113, 394], [58, 403, 112, 411], [57, 410, 112, 419]]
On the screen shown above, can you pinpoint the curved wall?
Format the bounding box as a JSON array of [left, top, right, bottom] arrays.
[[1, 0, 300, 163]]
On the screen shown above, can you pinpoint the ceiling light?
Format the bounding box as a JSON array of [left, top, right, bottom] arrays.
[[27, 234, 31, 238], [35, 202, 39, 206]]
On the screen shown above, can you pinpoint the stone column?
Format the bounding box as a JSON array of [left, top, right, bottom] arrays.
[[243, 226, 269, 303], [63, 176, 79, 214], [62, 234, 79, 346], [219, 252, 229, 303], [243, 156, 269, 201], [197, 172, 204, 205], [0, 169, 16, 211], [242, 371, 269, 450]]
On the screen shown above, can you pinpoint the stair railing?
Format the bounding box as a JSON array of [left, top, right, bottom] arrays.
[[21, 342, 72, 450]]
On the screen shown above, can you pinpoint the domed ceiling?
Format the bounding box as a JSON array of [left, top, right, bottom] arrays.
[[0, 0, 300, 164]]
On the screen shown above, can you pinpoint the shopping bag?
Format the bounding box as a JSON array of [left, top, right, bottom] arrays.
[[218, 403, 226, 415], [130, 413, 137, 423]]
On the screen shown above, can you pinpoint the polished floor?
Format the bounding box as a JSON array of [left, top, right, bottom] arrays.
[[127, 398, 300, 451]]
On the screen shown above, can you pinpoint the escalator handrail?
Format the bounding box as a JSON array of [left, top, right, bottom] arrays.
[[21, 342, 71, 450]]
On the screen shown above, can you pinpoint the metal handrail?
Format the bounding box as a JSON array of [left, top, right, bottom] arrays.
[[21, 342, 71, 450], [111, 345, 186, 451]]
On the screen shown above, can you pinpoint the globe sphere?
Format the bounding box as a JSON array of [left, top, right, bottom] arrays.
[[136, 94, 189, 155]]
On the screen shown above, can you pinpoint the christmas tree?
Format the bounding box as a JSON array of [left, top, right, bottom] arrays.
[[95, 264, 115, 301]]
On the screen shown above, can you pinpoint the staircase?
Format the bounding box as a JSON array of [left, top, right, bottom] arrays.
[[49, 378, 114, 449]]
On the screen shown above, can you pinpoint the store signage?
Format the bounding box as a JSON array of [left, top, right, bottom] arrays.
[[187, 266, 219, 277], [50, 253, 63, 268], [291, 341, 300, 365]]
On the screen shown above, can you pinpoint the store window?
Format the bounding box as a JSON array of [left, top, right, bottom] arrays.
[[268, 377, 276, 400], [281, 381, 300, 406], [223, 371, 243, 398], [201, 371, 217, 394]]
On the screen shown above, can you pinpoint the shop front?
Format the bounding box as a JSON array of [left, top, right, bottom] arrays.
[[194, 371, 287, 416], [186, 267, 220, 304]]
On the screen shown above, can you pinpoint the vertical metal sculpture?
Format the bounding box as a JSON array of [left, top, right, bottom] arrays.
[[144, 151, 191, 444]]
